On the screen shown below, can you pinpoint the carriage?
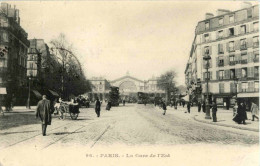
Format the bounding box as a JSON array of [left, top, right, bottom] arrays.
[[55, 102, 80, 120]]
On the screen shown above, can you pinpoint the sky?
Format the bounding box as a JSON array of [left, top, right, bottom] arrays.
[[5, 1, 258, 86]]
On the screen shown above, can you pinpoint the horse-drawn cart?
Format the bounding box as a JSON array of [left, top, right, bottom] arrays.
[[55, 102, 80, 120]]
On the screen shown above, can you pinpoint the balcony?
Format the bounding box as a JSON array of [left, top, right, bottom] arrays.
[[218, 62, 224, 67], [240, 59, 247, 64], [229, 61, 236, 66]]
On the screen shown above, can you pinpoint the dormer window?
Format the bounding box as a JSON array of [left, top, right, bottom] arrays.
[[219, 17, 223, 26], [205, 21, 209, 30], [229, 15, 234, 23]]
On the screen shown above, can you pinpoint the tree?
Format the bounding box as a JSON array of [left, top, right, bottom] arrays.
[[46, 33, 91, 99], [157, 70, 177, 103]]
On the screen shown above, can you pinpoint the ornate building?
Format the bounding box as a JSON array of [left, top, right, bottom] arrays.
[[185, 2, 259, 109], [88, 73, 165, 102]]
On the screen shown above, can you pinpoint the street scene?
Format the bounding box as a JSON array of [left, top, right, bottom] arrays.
[[0, 1, 259, 166]]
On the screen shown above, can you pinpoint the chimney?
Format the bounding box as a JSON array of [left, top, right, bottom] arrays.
[[217, 9, 230, 16], [205, 13, 214, 19]]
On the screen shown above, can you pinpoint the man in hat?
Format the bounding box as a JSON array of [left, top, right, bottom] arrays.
[[36, 95, 53, 136]]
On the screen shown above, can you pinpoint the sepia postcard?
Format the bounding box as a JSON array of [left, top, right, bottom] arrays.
[[0, 1, 259, 166]]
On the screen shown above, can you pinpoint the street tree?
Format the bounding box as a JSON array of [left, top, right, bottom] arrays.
[[157, 69, 177, 103]]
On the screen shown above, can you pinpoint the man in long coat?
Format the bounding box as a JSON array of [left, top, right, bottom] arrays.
[[95, 97, 101, 117], [212, 101, 218, 122], [251, 102, 259, 121], [36, 95, 53, 136]]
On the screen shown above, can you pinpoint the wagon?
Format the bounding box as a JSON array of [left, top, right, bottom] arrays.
[[56, 102, 80, 120]]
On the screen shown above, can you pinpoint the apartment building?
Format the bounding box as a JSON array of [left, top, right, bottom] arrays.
[[185, 3, 259, 109], [0, 3, 30, 105]]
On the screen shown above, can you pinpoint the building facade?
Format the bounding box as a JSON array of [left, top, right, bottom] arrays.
[[88, 73, 165, 102], [185, 3, 259, 109], [0, 3, 30, 105]]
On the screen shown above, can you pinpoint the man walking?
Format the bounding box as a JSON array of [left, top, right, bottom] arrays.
[[198, 101, 201, 112], [95, 97, 101, 117], [250, 102, 259, 121], [187, 102, 191, 113], [212, 101, 217, 122], [162, 100, 167, 115], [36, 95, 53, 136]]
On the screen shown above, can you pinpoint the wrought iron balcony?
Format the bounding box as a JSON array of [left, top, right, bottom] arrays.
[[253, 58, 259, 63], [218, 62, 224, 67], [229, 61, 236, 66]]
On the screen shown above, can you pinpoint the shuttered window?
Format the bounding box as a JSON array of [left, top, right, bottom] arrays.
[[240, 39, 247, 50], [242, 82, 248, 92], [248, 82, 254, 92], [219, 70, 224, 80], [247, 67, 254, 78], [235, 68, 242, 78], [253, 36, 259, 48], [255, 66, 259, 77], [219, 83, 225, 93], [255, 82, 259, 92], [218, 44, 224, 54], [224, 70, 230, 79], [229, 41, 235, 51], [253, 22, 259, 32]]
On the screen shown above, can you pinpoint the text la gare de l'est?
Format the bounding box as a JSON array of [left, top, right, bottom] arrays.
[[97, 153, 170, 158]]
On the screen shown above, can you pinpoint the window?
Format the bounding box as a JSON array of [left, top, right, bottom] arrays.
[[205, 21, 209, 30], [230, 69, 235, 79], [241, 53, 247, 64], [219, 17, 223, 25], [218, 30, 223, 39], [229, 41, 234, 51], [204, 72, 211, 80], [219, 70, 224, 80], [242, 82, 248, 92], [254, 51, 259, 62], [229, 15, 234, 23], [228, 28, 234, 36], [253, 22, 259, 32], [240, 25, 246, 34], [218, 44, 224, 54], [229, 55, 235, 62], [218, 57, 224, 67], [204, 33, 209, 42], [255, 82, 259, 91], [204, 46, 210, 55], [219, 83, 225, 93], [29, 62, 33, 69], [255, 66, 259, 77], [240, 39, 247, 50], [253, 36, 259, 48], [242, 68, 247, 78]]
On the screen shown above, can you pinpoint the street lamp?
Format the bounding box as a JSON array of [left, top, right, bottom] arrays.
[[27, 77, 32, 109], [233, 76, 239, 100], [203, 53, 211, 119]]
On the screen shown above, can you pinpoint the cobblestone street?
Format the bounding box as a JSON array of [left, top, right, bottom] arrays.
[[0, 104, 259, 166]]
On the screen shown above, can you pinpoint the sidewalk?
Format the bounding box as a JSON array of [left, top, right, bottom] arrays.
[[167, 105, 259, 132]]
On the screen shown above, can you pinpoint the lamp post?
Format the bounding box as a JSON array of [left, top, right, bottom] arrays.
[[233, 76, 238, 100], [27, 77, 31, 109], [203, 54, 211, 119]]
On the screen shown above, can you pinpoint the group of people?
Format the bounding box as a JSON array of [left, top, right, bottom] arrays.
[[232, 101, 259, 124]]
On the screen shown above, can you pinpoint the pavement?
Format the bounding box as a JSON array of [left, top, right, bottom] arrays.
[[2, 104, 259, 132], [154, 104, 259, 132]]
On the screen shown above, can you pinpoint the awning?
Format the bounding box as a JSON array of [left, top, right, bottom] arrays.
[[49, 90, 59, 97], [32, 90, 42, 99], [0, 87, 7, 94], [237, 93, 259, 98]]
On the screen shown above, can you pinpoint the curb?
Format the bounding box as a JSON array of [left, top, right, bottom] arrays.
[[193, 115, 259, 132]]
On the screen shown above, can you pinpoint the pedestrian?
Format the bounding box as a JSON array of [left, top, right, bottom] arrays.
[[95, 97, 101, 117], [233, 102, 247, 124], [212, 101, 217, 122], [174, 100, 178, 110], [36, 95, 54, 136], [106, 100, 111, 111], [202, 101, 206, 113], [187, 102, 191, 113], [182, 100, 185, 108], [233, 101, 238, 117], [250, 102, 259, 121], [198, 101, 201, 112], [162, 100, 167, 115], [123, 99, 125, 106]]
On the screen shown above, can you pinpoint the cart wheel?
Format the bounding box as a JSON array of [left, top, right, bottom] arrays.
[[70, 113, 78, 120]]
